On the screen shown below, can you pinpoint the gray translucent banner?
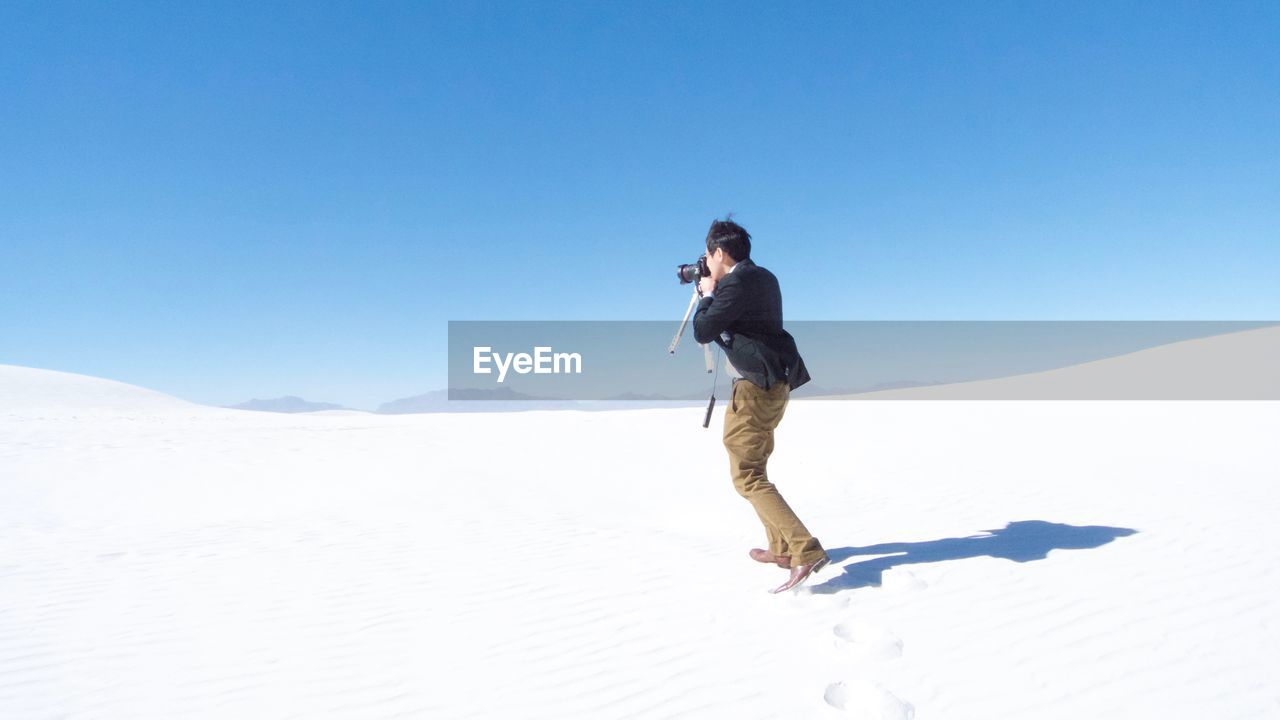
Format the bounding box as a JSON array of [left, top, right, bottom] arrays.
[[447, 321, 1280, 401]]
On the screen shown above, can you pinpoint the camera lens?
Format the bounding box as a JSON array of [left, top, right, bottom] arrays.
[[677, 263, 700, 284]]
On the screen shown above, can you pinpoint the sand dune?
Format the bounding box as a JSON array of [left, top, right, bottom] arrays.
[[0, 365, 206, 416], [846, 324, 1280, 400], [2, 363, 1278, 718]]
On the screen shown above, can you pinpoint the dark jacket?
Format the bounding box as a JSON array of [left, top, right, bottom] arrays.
[[692, 258, 811, 391]]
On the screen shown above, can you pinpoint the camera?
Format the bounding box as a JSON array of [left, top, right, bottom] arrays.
[[676, 256, 710, 284]]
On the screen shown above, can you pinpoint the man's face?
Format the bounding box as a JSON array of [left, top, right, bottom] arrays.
[[704, 246, 729, 280]]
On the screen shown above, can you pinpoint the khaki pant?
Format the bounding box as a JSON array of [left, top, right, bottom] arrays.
[[723, 379, 825, 566]]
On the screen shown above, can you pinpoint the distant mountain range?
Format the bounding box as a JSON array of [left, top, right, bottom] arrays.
[[12, 324, 1278, 419], [225, 381, 945, 414], [226, 396, 351, 413], [377, 388, 563, 414]]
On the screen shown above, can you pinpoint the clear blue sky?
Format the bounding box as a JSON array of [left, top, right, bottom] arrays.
[[2, 1, 1277, 409]]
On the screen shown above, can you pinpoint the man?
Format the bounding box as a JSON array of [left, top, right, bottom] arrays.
[[692, 218, 830, 594]]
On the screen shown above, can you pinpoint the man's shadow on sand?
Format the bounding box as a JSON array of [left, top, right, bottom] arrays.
[[809, 520, 1137, 594]]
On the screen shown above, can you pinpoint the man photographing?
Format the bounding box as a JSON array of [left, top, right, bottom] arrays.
[[692, 218, 830, 594]]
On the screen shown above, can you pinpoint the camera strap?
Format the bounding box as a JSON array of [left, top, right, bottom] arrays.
[[702, 346, 722, 429]]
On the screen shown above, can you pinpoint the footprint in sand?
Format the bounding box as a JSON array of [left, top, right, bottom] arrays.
[[832, 621, 903, 661], [881, 569, 929, 593], [823, 681, 914, 718]]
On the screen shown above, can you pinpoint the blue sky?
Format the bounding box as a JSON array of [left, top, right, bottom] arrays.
[[2, 1, 1277, 409]]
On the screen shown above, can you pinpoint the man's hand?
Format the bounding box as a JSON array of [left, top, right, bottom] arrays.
[[698, 275, 717, 298]]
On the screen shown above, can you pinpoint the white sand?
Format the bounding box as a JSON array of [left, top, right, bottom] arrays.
[[2, 359, 1278, 719]]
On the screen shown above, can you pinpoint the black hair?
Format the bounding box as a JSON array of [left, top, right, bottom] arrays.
[[705, 216, 751, 262]]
